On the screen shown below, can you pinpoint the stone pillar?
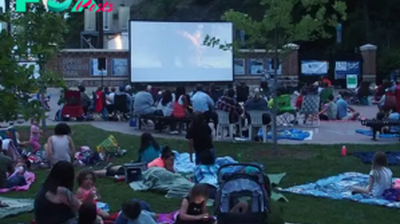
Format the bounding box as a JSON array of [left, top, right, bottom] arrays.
[[281, 43, 299, 76], [360, 44, 377, 82]]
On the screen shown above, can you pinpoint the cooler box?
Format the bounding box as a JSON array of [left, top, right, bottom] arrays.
[[123, 162, 147, 183]]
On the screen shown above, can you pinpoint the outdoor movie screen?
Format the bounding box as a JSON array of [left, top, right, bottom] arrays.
[[129, 21, 234, 83]]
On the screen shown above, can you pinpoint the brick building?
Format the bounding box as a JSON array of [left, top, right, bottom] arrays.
[[46, 43, 377, 88]]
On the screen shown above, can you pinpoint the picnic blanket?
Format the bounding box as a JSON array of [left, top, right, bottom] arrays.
[[0, 196, 34, 219], [129, 167, 194, 198], [353, 151, 400, 165], [0, 172, 35, 193], [258, 128, 311, 141], [355, 129, 399, 139], [174, 151, 236, 174], [281, 172, 400, 208]]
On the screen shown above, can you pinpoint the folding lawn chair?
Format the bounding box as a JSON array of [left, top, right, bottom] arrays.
[[276, 94, 296, 126], [300, 94, 320, 127]]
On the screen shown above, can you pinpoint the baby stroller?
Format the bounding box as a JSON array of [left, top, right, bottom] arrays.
[[215, 163, 269, 224], [58, 90, 85, 121]]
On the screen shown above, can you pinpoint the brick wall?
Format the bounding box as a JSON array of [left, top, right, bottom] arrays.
[[359, 44, 377, 82], [47, 48, 300, 87], [47, 50, 129, 87]]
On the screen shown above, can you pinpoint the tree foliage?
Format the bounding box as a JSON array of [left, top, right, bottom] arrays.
[[205, 0, 346, 54], [0, 4, 66, 122], [12, 4, 67, 72]]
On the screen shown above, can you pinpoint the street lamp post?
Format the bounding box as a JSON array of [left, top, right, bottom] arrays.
[[271, 25, 279, 150]]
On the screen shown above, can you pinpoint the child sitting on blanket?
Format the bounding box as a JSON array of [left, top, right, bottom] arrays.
[[137, 133, 162, 163], [352, 151, 393, 197], [175, 184, 214, 224], [6, 155, 31, 188], [115, 199, 160, 224], [76, 169, 110, 219]]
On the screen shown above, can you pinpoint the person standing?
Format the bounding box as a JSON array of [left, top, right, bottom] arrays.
[[186, 112, 215, 165]]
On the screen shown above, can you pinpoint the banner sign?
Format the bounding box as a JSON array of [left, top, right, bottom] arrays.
[[301, 60, 328, 75], [335, 61, 360, 79]]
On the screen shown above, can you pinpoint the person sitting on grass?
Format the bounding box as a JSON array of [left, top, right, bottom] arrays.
[[6, 155, 31, 188], [137, 132, 162, 163], [194, 150, 219, 200], [336, 93, 360, 120], [352, 151, 393, 197], [34, 161, 81, 224], [175, 184, 214, 224], [147, 146, 175, 173], [45, 123, 76, 166], [114, 199, 159, 224], [76, 169, 109, 219], [317, 94, 337, 121]]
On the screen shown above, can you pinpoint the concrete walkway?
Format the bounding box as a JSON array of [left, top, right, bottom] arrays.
[[4, 88, 399, 145]]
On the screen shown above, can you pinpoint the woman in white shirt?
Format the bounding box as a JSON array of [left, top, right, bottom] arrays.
[[45, 123, 76, 165], [155, 90, 174, 132], [156, 90, 174, 117]]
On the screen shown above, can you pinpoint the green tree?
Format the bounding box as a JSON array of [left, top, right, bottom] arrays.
[[0, 4, 66, 124], [0, 29, 40, 122], [12, 4, 67, 78], [204, 0, 346, 147]]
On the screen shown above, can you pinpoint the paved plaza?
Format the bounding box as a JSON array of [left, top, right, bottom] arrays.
[[4, 88, 398, 145]]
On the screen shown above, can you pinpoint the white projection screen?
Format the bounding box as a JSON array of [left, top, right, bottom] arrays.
[[129, 21, 234, 82]]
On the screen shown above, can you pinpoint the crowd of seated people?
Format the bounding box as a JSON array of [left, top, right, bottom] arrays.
[[70, 85, 133, 121], [294, 79, 361, 121], [27, 127, 285, 224], [133, 83, 275, 138]]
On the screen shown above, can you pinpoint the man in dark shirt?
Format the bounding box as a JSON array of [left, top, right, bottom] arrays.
[[186, 112, 215, 165]]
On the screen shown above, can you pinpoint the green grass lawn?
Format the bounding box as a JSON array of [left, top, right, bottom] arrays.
[[3, 125, 400, 224]]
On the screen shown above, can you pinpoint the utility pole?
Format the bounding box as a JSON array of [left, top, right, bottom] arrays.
[[5, 0, 11, 32], [97, 0, 105, 86], [271, 25, 278, 150]]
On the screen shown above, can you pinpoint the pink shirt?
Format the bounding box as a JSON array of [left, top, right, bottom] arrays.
[[147, 157, 165, 168], [30, 125, 40, 141]]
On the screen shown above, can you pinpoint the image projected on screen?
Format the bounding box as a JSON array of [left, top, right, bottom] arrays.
[[130, 21, 233, 82]]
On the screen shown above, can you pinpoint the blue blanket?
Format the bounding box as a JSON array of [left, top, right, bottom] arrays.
[[355, 129, 399, 139], [353, 151, 400, 165], [258, 128, 310, 141], [173, 152, 237, 173], [281, 172, 400, 208], [173, 152, 264, 174]]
